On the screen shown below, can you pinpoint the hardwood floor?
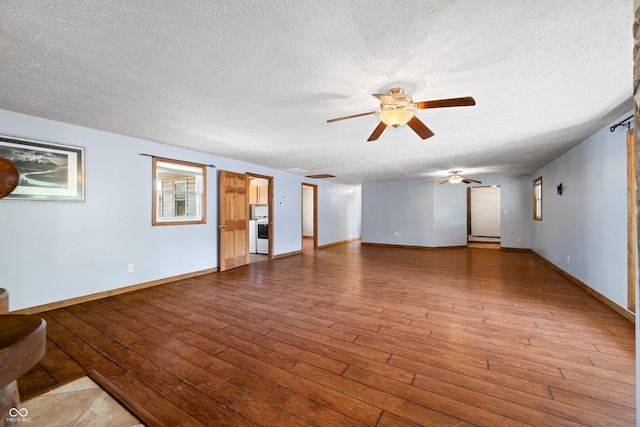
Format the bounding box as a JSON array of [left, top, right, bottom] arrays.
[[303, 235, 315, 251], [18, 244, 635, 426], [466, 241, 500, 250]]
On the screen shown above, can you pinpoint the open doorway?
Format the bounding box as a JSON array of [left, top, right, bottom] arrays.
[[467, 186, 501, 247], [247, 173, 273, 263], [302, 183, 317, 251]]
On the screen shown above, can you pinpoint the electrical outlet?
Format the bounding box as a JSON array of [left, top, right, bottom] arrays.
[[566, 256, 570, 263], [394, 232, 400, 237], [128, 264, 134, 273]]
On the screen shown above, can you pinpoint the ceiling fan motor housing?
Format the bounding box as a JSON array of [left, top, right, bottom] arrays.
[[383, 88, 416, 110]]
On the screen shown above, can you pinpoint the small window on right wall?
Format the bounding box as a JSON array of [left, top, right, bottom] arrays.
[[533, 176, 542, 221]]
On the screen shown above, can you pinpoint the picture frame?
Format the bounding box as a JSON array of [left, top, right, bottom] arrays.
[[0, 134, 85, 201]]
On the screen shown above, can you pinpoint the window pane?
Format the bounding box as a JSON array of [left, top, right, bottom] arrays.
[[533, 177, 542, 221], [152, 158, 206, 225]]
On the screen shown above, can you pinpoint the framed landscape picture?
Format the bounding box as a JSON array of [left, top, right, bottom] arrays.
[[0, 134, 85, 201]]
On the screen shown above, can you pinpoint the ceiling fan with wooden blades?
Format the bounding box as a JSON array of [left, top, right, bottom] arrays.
[[432, 171, 482, 185], [326, 87, 475, 141]]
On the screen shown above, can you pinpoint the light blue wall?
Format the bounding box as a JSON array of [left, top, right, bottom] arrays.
[[432, 181, 467, 246], [318, 183, 361, 247], [531, 112, 629, 310], [0, 109, 361, 311], [362, 176, 531, 249], [361, 179, 435, 246], [362, 180, 433, 246]]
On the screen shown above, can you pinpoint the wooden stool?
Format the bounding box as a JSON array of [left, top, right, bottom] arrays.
[[0, 315, 46, 425], [0, 289, 8, 315]]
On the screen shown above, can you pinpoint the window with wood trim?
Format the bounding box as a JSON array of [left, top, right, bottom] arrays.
[[533, 176, 542, 221], [152, 157, 206, 225]]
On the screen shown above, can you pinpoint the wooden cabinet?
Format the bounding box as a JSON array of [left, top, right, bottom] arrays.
[[257, 186, 268, 204], [249, 185, 268, 205]]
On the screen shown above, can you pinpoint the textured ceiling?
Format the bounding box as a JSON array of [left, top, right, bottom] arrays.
[[0, 0, 633, 184]]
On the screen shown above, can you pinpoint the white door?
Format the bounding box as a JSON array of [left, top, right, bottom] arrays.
[[470, 187, 501, 237]]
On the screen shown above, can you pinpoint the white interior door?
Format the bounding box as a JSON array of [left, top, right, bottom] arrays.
[[470, 187, 501, 237]]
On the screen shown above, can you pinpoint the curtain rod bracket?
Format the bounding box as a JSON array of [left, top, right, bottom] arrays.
[[610, 115, 633, 132], [137, 153, 216, 168]]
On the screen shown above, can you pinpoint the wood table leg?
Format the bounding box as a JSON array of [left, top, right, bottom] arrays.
[[0, 380, 22, 426]]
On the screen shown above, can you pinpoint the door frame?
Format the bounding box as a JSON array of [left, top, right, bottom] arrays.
[[627, 129, 636, 313], [247, 172, 274, 258], [302, 183, 318, 250]]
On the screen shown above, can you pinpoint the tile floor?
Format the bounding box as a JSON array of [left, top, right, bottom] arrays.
[[20, 377, 143, 427]]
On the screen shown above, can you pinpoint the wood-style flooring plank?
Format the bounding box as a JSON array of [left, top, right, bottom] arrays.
[[166, 382, 258, 426], [46, 329, 127, 379], [228, 369, 362, 427], [110, 373, 206, 427], [187, 323, 301, 371], [35, 337, 86, 384], [222, 323, 349, 375], [549, 386, 635, 424], [85, 333, 184, 396], [17, 244, 635, 426], [139, 326, 235, 376], [290, 361, 484, 427], [376, 411, 425, 427], [64, 304, 142, 346], [218, 347, 383, 425], [412, 370, 625, 426], [17, 363, 57, 400]]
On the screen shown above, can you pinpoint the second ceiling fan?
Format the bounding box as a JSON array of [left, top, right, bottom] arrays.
[[327, 87, 475, 141], [432, 171, 482, 185]]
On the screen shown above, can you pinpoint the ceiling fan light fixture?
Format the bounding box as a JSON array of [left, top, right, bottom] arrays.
[[448, 174, 463, 184], [380, 109, 414, 127]]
